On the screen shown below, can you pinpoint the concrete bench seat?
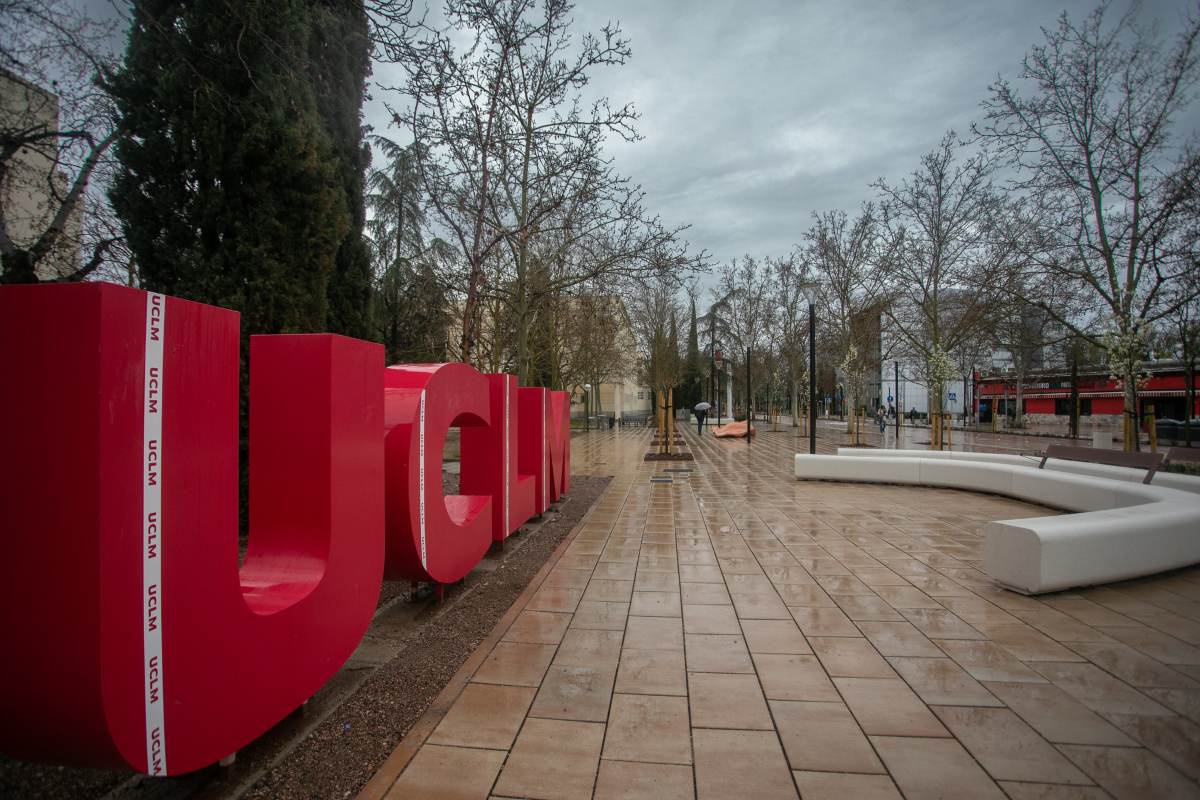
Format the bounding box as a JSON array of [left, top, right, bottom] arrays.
[[833, 447, 1200, 495], [795, 450, 1200, 594]]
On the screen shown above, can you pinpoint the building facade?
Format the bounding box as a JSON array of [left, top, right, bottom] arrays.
[[0, 70, 82, 280], [975, 361, 1198, 427]]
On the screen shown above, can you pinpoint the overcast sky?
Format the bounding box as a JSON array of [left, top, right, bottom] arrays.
[[368, 0, 1199, 270], [82, 0, 1198, 272]]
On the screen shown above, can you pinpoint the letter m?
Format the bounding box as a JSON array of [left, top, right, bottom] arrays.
[[546, 390, 570, 502]]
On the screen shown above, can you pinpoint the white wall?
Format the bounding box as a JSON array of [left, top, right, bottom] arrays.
[[880, 374, 969, 415]]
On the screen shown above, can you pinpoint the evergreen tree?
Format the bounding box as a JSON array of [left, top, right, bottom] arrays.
[[372, 246, 453, 363], [310, 0, 374, 340], [366, 137, 452, 364], [682, 296, 703, 409], [111, 0, 354, 340], [111, 0, 368, 529]]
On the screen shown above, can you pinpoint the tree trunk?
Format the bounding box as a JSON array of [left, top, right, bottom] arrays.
[[1124, 370, 1139, 453], [1013, 376, 1025, 429], [791, 377, 799, 428], [656, 389, 665, 455], [667, 388, 674, 455], [930, 382, 944, 451], [1069, 357, 1079, 439], [1186, 351, 1195, 447], [513, 113, 535, 384]]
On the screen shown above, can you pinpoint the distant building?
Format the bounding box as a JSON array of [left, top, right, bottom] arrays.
[[569, 300, 653, 422], [0, 69, 81, 279], [975, 361, 1198, 427], [444, 292, 652, 420]]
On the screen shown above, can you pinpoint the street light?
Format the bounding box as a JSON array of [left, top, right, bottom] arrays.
[[583, 383, 591, 432], [709, 328, 716, 429]]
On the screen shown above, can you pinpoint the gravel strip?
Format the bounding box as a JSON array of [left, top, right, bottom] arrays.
[[244, 475, 610, 799], [0, 475, 610, 800]]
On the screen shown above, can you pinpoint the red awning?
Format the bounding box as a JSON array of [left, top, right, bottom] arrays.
[[979, 390, 1186, 399]]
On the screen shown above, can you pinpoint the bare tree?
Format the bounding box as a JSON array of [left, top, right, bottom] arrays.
[[1160, 259, 1199, 444], [992, 289, 1065, 428], [803, 204, 885, 428], [711, 255, 776, 419], [500, 178, 701, 381], [384, 0, 698, 371], [628, 274, 682, 450], [875, 132, 1006, 448], [555, 288, 633, 406], [770, 255, 814, 425], [977, 2, 1200, 448], [0, 0, 127, 284]]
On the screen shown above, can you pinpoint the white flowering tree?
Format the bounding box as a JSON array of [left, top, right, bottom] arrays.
[[978, 5, 1200, 447]]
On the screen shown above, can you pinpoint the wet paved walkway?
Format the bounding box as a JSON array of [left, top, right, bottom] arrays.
[[374, 428, 1200, 799]]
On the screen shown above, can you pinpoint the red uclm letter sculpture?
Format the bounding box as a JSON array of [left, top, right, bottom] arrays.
[[0, 284, 385, 775], [460, 373, 538, 543], [381, 362, 494, 583], [0, 284, 571, 776], [518, 387, 572, 514]]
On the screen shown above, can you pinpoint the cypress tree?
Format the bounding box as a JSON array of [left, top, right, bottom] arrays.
[[111, 0, 365, 529], [310, 0, 374, 340], [111, 0, 352, 338], [682, 296, 703, 409]]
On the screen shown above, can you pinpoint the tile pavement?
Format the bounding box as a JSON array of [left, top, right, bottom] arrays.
[[376, 426, 1200, 799]]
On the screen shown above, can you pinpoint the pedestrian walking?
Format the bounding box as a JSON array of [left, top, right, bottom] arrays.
[[876, 406, 886, 434], [694, 407, 707, 434]]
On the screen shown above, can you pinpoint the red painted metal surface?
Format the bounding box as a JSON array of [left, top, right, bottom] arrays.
[[0, 283, 385, 775], [460, 373, 537, 542], [0, 284, 570, 775], [381, 363, 493, 583], [518, 387, 550, 514], [546, 389, 572, 502]]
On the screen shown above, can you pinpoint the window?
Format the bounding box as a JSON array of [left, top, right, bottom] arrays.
[[637, 391, 645, 400], [1054, 398, 1092, 416]]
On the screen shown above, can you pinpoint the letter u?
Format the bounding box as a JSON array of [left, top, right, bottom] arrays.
[[0, 283, 384, 775]]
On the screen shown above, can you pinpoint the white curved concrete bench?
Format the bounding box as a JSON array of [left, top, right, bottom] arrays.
[[794, 450, 1200, 595], [834, 447, 1200, 495]]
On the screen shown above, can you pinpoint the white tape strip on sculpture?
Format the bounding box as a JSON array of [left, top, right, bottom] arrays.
[[542, 392, 548, 508], [143, 292, 167, 776], [419, 389, 427, 570], [504, 380, 510, 535]]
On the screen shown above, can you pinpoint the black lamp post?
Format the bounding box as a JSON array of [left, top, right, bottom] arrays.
[[715, 348, 723, 425], [746, 345, 752, 446], [709, 330, 716, 429], [583, 383, 591, 432], [808, 302, 816, 455], [894, 360, 901, 440]]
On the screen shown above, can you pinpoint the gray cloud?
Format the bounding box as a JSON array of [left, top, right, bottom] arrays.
[[556, 0, 1199, 267], [79, 0, 1199, 273]]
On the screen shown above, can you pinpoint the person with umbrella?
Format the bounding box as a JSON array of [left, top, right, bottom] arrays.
[[693, 402, 711, 434]]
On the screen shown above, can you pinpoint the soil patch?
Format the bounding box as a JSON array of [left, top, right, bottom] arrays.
[[644, 452, 694, 461]]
